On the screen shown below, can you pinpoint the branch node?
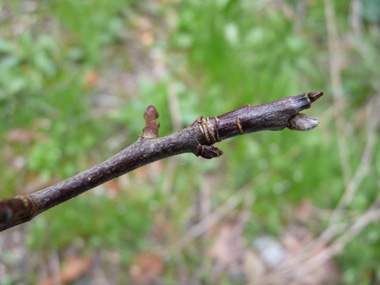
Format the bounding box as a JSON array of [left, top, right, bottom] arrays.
[[196, 143, 223, 159], [0, 195, 36, 229], [194, 116, 221, 144], [236, 117, 244, 134]]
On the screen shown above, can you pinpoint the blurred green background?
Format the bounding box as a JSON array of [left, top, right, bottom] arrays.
[[0, 0, 379, 284]]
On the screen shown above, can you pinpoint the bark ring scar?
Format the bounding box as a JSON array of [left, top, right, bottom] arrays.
[[236, 117, 244, 134], [196, 116, 221, 144], [213, 116, 220, 142], [197, 116, 206, 137], [305, 92, 312, 108]]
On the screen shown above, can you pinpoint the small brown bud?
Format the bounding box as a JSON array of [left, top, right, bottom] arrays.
[[289, 114, 320, 131]]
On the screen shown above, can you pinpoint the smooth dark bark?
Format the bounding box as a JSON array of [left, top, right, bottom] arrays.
[[0, 91, 323, 232]]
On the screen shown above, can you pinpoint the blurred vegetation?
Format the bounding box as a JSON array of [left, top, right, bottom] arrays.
[[1, 0, 380, 283]]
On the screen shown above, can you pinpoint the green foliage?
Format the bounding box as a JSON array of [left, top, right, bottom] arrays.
[[362, 0, 380, 22], [0, 33, 61, 124], [338, 226, 380, 284], [51, 0, 132, 63], [1, 0, 379, 283], [27, 191, 151, 265]]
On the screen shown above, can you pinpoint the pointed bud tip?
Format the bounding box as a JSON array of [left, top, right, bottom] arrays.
[[308, 91, 324, 102], [289, 114, 320, 131]]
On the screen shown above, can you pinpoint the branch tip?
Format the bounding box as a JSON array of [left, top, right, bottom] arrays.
[[144, 105, 159, 120], [308, 91, 324, 103]]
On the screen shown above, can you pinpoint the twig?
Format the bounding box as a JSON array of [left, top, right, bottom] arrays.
[[0, 91, 323, 232]]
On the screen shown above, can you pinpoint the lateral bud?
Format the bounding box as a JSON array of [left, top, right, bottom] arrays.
[[141, 105, 160, 139], [289, 114, 320, 131], [196, 144, 223, 159]]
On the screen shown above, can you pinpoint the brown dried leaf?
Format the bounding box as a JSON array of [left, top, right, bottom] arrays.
[[135, 16, 155, 46], [208, 221, 244, 267], [84, 70, 99, 87], [280, 226, 341, 284], [149, 212, 174, 244], [59, 256, 92, 282], [117, 174, 131, 190], [295, 199, 313, 224], [104, 180, 120, 199], [243, 250, 267, 282], [38, 256, 92, 285], [129, 252, 164, 283], [134, 160, 163, 182], [5, 128, 35, 143]]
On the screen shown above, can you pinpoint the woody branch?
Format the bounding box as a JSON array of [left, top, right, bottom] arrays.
[[0, 91, 323, 232]]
